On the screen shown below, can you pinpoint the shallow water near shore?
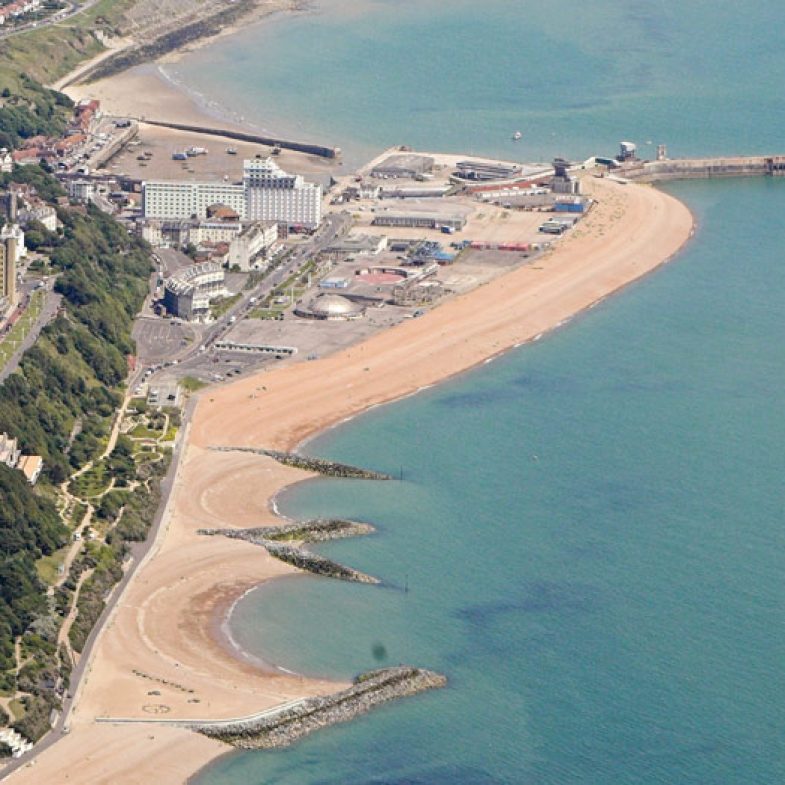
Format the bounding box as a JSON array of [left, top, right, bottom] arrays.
[[187, 1, 785, 783]]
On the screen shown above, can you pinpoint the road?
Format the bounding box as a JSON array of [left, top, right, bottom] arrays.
[[0, 283, 61, 384], [0, 0, 103, 42], [138, 212, 352, 376]]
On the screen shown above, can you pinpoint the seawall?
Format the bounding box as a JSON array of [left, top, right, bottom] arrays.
[[619, 155, 785, 182], [139, 120, 340, 159]]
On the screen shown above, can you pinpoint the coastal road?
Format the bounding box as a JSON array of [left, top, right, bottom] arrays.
[[143, 212, 353, 377], [0, 284, 61, 384], [0, 0, 103, 42]]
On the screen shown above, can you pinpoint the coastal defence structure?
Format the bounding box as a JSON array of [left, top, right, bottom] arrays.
[[140, 119, 340, 160], [616, 155, 785, 182]]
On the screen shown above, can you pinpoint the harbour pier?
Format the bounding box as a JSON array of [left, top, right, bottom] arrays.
[[617, 154, 785, 183]]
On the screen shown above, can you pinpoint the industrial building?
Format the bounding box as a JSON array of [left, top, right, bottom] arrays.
[[162, 262, 227, 321], [370, 154, 435, 179], [142, 158, 322, 228], [551, 158, 580, 195], [324, 234, 388, 257], [372, 211, 466, 230], [454, 159, 522, 181]]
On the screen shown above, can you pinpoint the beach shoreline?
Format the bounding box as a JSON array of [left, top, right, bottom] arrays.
[[4, 170, 695, 784], [1, 10, 701, 780]]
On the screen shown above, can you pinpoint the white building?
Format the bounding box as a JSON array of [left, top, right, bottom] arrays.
[[67, 179, 97, 203], [243, 159, 321, 229], [228, 221, 279, 271], [0, 433, 20, 469], [0, 223, 25, 258], [142, 158, 322, 229], [0, 148, 12, 174], [18, 203, 57, 232], [142, 181, 245, 221], [162, 262, 227, 321]]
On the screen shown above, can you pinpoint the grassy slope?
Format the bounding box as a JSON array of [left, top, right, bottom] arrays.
[[0, 0, 135, 88]]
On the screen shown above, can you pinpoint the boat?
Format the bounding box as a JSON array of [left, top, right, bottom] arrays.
[[226, 147, 237, 155], [512, 130, 522, 141]]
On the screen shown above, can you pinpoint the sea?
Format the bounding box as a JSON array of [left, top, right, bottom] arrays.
[[175, 2, 785, 783]]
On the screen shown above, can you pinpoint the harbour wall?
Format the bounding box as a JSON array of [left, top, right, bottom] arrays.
[[619, 155, 785, 182], [139, 120, 340, 160]]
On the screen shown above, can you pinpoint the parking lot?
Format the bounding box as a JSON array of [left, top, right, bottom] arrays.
[[133, 317, 199, 364]]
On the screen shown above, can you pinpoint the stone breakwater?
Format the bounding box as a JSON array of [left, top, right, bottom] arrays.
[[202, 518, 375, 543], [194, 667, 447, 749], [210, 446, 393, 480], [198, 524, 380, 584]]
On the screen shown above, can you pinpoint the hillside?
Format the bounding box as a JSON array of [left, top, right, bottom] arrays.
[[0, 0, 296, 89]]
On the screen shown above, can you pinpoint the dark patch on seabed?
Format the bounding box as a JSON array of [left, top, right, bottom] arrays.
[[314, 764, 508, 785], [437, 371, 581, 409], [456, 580, 600, 626]]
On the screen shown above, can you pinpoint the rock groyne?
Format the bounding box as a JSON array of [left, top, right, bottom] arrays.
[[211, 446, 393, 480], [195, 666, 447, 749], [201, 518, 375, 543], [198, 523, 380, 584]]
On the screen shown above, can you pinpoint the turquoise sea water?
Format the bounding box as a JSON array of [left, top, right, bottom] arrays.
[[188, 3, 785, 783], [169, 0, 785, 167]]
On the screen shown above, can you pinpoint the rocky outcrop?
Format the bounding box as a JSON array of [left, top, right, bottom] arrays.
[[210, 446, 392, 480], [195, 666, 447, 749]]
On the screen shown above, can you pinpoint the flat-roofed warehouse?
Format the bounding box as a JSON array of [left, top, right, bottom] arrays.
[[371, 154, 435, 179], [454, 159, 522, 181], [372, 211, 466, 230]]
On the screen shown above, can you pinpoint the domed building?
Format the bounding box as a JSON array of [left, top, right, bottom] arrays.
[[296, 293, 365, 321]]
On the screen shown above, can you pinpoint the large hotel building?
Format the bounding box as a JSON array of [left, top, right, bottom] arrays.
[[142, 158, 322, 229]]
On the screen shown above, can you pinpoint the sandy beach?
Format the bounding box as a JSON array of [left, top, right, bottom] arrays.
[[5, 174, 693, 784]]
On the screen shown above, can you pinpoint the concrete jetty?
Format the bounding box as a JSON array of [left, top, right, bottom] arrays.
[[139, 120, 340, 160], [618, 155, 785, 183]]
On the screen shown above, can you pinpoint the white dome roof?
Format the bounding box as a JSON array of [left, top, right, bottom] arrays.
[[311, 294, 362, 316]]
